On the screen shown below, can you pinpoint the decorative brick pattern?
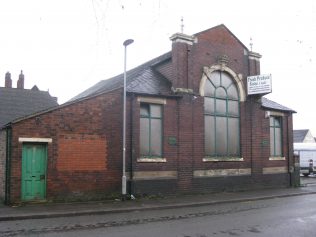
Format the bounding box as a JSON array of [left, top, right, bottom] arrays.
[[57, 134, 107, 171]]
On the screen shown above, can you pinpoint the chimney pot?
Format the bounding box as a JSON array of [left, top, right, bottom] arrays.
[[17, 70, 24, 89], [5, 72, 12, 88]]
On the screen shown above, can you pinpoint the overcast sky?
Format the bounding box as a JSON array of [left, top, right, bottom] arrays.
[[0, 0, 315, 134]]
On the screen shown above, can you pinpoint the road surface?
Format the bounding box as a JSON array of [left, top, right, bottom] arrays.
[[1, 193, 316, 236]]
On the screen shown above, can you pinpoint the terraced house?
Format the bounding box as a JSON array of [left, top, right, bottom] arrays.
[[1, 24, 296, 204]]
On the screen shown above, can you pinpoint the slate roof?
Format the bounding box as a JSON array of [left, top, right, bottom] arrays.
[[293, 129, 310, 143], [261, 97, 295, 113], [70, 54, 295, 116], [69, 40, 294, 117], [0, 87, 58, 128], [70, 52, 173, 102]]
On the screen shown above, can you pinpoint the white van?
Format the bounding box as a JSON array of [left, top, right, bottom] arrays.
[[294, 143, 316, 176]]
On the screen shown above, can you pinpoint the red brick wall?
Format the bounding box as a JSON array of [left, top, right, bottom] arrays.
[[171, 42, 189, 88], [9, 89, 123, 203], [57, 134, 107, 171], [190, 27, 248, 92], [130, 95, 293, 195], [129, 97, 179, 172]]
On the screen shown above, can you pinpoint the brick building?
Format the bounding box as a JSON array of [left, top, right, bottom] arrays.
[[1, 25, 296, 204]]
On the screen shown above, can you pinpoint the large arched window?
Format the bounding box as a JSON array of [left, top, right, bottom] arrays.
[[204, 71, 240, 157]]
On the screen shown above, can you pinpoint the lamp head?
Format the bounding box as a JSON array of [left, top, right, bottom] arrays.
[[123, 39, 134, 46]]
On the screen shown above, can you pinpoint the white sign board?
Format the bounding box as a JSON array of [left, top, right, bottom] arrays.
[[247, 74, 272, 95]]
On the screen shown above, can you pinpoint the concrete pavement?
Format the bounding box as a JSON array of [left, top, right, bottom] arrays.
[[1, 185, 316, 222]]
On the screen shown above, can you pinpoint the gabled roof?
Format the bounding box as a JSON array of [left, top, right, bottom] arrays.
[[70, 24, 258, 104], [261, 97, 295, 113], [0, 87, 58, 127], [293, 129, 310, 143], [70, 52, 173, 102]]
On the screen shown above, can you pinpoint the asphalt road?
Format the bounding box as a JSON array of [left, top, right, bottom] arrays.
[[1, 193, 316, 237]]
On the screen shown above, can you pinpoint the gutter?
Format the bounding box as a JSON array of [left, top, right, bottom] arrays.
[[128, 91, 182, 99], [286, 114, 293, 186]]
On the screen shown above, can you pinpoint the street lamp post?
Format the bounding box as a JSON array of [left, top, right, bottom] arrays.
[[122, 39, 134, 198]]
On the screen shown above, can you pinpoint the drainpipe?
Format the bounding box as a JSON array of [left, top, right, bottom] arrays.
[[250, 97, 254, 175], [5, 125, 12, 205], [129, 93, 134, 196], [247, 55, 254, 176], [286, 114, 292, 187]]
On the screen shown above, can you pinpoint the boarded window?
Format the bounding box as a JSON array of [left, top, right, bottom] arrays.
[[58, 134, 107, 171]]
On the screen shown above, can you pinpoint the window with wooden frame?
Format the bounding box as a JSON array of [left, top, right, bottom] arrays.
[[270, 116, 282, 157], [140, 103, 163, 158], [204, 71, 240, 158]]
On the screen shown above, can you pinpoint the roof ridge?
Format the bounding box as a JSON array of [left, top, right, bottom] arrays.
[[112, 51, 172, 80], [0, 87, 48, 93]]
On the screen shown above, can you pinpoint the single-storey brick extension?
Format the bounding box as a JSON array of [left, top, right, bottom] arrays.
[[1, 24, 296, 204], [0, 71, 58, 203]]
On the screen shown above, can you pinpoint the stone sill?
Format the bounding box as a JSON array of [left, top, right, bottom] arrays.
[[137, 157, 167, 163], [203, 157, 244, 162], [269, 157, 286, 161]]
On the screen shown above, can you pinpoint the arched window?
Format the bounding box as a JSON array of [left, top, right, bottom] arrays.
[[204, 71, 240, 157]]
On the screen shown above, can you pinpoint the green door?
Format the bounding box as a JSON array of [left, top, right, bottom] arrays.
[[21, 144, 47, 201]]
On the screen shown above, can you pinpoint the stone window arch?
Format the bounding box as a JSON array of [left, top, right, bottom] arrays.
[[200, 65, 246, 102]]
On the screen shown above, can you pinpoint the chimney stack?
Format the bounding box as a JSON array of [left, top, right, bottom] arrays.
[[170, 33, 196, 90], [17, 70, 24, 89], [248, 52, 262, 76], [5, 72, 12, 88]]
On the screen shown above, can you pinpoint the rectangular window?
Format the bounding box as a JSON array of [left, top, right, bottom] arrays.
[[140, 103, 162, 157], [270, 116, 282, 157]]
